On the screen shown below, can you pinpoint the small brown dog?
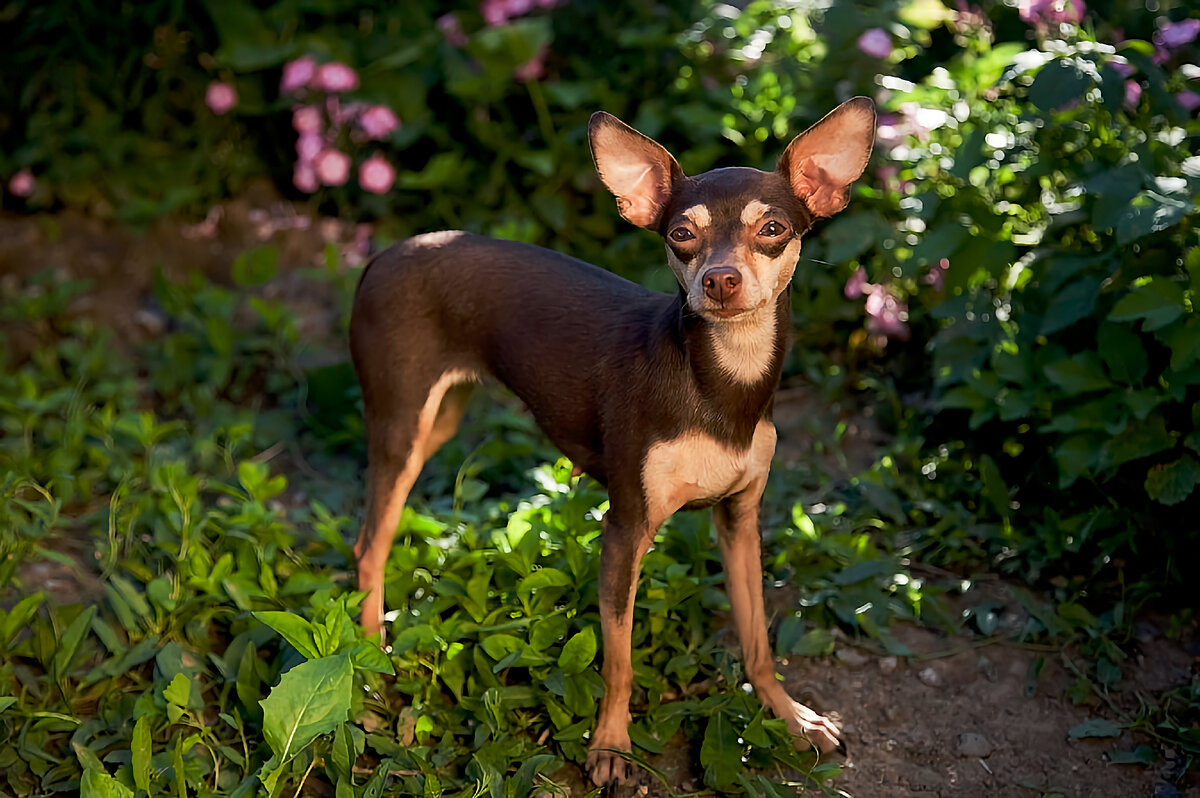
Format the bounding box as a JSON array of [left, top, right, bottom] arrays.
[[350, 98, 875, 785]]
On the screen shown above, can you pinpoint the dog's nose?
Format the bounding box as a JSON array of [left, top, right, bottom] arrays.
[[702, 266, 742, 304]]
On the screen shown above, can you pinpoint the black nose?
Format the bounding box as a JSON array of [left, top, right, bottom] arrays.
[[702, 266, 742, 304]]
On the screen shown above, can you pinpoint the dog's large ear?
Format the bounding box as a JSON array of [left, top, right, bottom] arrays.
[[589, 112, 683, 229], [778, 97, 876, 219]]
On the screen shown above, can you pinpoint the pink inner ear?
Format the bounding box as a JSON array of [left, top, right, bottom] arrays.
[[795, 163, 850, 218]]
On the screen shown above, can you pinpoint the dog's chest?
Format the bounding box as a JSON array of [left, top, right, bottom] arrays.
[[640, 420, 776, 521]]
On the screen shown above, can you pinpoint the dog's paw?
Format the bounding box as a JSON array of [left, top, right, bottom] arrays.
[[586, 734, 632, 787], [780, 699, 843, 754]]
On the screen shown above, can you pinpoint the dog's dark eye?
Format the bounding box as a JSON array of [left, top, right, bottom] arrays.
[[759, 220, 787, 237], [669, 227, 696, 243]]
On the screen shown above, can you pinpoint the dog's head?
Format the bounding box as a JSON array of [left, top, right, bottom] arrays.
[[589, 98, 875, 320]]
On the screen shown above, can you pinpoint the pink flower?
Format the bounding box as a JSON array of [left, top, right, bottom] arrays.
[[1177, 91, 1200, 111], [314, 149, 351, 186], [313, 62, 359, 93], [857, 28, 893, 59], [1018, 0, 1085, 25], [359, 105, 400, 140], [205, 81, 238, 115], [844, 267, 870, 299], [1124, 80, 1142, 109], [864, 284, 910, 341], [514, 47, 547, 81], [437, 13, 469, 46], [924, 258, 950, 292], [358, 153, 396, 194], [292, 105, 322, 134], [296, 133, 323, 164], [281, 56, 317, 94], [8, 169, 34, 198], [1156, 18, 1200, 49], [294, 162, 317, 193]]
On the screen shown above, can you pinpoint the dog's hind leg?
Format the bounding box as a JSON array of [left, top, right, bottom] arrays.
[[355, 370, 473, 641]]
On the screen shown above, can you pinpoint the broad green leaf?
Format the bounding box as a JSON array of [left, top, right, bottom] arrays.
[[1068, 718, 1122, 738], [1097, 323, 1148, 384], [832, 559, 893, 586], [1044, 353, 1112, 394], [80, 768, 134, 798], [53, 604, 97, 679], [1108, 745, 1156, 765], [557, 627, 597, 674], [231, 246, 278, 287], [1114, 191, 1190, 245], [1101, 415, 1174, 469], [0, 697, 15, 713], [2, 592, 44, 645], [1109, 278, 1186, 330], [253, 611, 320, 660], [1055, 434, 1102, 488], [1145, 455, 1200, 505], [701, 712, 742, 789], [1029, 58, 1090, 110], [259, 654, 354, 784], [131, 714, 153, 793], [1039, 278, 1098, 336]]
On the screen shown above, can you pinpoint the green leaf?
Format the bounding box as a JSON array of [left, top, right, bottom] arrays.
[[1029, 58, 1090, 110], [701, 712, 742, 789], [1097, 323, 1148, 384], [1068, 718, 1122, 738], [131, 714, 153, 793], [253, 611, 320, 660], [80, 768, 134, 798], [1108, 745, 1156, 765], [1109, 278, 1186, 331], [1114, 191, 1190, 245], [53, 604, 98, 679], [0, 697, 15, 713], [3, 592, 44, 645], [231, 246, 278, 287], [259, 654, 354, 782], [1101, 415, 1174, 468], [1145, 455, 1200, 505], [557, 627, 597, 674], [1039, 278, 1098, 336], [1044, 353, 1112, 394]]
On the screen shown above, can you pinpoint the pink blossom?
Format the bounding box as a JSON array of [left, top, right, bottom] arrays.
[[358, 153, 396, 194], [1108, 60, 1134, 78], [924, 258, 950, 292], [314, 149, 351, 186], [1155, 18, 1200, 49], [294, 162, 317, 193], [437, 13, 469, 46], [359, 105, 400, 140], [205, 81, 238, 115], [514, 47, 547, 81], [281, 56, 317, 94], [296, 133, 323, 164], [8, 169, 34, 197], [1124, 80, 1142, 109], [292, 105, 322, 134], [1018, 0, 1085, 25], [864, 284, 910, 341], [844, 267, 870, 299], [312, 62, 359, 93], [1177, 91, 1200, 111], [857, 28, 893, 59]]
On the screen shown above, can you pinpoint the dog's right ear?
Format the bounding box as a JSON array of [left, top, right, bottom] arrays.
[[589, 112, 683, 229]]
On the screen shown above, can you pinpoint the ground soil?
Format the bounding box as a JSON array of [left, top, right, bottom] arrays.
[[2, 194, 1196, 798]]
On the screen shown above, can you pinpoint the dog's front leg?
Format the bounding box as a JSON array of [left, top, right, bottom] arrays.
[[714, 484, 843, 753], [587, 514, 654, 786]]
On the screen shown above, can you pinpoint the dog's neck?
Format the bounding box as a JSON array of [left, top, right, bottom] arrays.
[[675, 288, 790, 427]]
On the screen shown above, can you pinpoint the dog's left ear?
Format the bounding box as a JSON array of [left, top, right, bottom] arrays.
[[778, 97, 876, 218]]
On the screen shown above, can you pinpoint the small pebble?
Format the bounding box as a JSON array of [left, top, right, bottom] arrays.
[[879, 656, 899, 674], [957, 732, 993, 758], [917, 666, 942, 687], [836, 648, 869, 669]]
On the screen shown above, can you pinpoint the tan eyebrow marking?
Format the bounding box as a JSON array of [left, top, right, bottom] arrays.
[[741, 200, 770, 226], [682, 204, 711, 227]]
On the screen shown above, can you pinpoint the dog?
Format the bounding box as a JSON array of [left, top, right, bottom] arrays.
[[350, 97, 875, 785]]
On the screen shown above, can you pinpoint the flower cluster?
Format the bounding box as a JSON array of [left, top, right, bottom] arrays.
[[275, 57, 400, 195], [480, 0, 560, 27], [7, 169, 34, 198], [844, 267, 912, 344]]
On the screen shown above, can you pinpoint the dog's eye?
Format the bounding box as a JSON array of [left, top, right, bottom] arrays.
[[759, 220, 787, 237], [669, 227, 696, 243]]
